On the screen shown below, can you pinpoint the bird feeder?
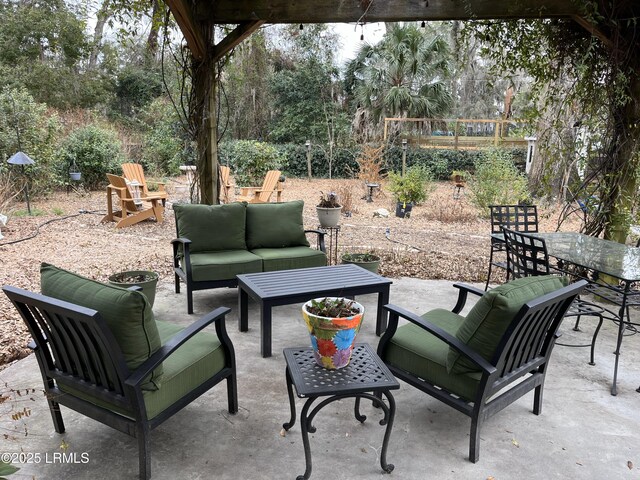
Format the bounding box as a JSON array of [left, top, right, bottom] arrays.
[[7, 151, 35, 215]]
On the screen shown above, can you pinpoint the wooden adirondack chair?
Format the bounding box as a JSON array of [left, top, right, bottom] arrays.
[[235, 170, 284, 203], [102, 174, 164, 228], [219, 165, 233, 203], [122, 163, 168, 205]]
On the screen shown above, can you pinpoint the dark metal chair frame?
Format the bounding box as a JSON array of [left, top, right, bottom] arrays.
[[485, 204, 539, 290], [173, 229, 326, 314], [502, 227, 608, 365], [2, 285, 238, 480], [378, 280, 587, 462]]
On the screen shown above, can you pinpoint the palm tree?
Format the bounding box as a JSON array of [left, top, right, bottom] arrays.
[[347, 23, 453, 125]]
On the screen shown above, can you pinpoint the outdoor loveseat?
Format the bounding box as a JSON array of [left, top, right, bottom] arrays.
[[172, 200, 327, 314], [3, 263, 238, 480]]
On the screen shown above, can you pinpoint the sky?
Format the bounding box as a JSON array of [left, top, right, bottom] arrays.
[[330, 22, 386, 64]]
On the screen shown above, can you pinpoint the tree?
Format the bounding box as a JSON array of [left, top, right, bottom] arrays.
[[346, 23, 453, 132], [463, 11, 640, 244]]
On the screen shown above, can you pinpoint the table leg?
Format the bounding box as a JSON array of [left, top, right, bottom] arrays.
[[297, 397, 317, 480], [354, 396, 366, 423], [283, 367, 297, 431], [376, 287, 390, 336], [611, 282, 631, 396], [378, 391, 396, 474], [261, 302, 272, 358], [238, 287, 248, 332]]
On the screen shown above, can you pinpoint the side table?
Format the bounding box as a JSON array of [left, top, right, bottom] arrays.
[[282, 343, 399, 480], [317, 225, 339, 265]]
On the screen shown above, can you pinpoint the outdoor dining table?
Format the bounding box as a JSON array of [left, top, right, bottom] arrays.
[[494, 231, 640, 395]]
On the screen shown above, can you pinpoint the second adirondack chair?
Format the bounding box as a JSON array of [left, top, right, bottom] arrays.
[[102, 174, 164, 228], [122, 163, 168, 205], [219, 165, 233, 203], [236, 170, 284, 203]]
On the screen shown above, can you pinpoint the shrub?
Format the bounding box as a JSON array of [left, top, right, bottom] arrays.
[[386, 165, 435, 205], [467, 147, 530, 214], [55, 125, 124, 190]]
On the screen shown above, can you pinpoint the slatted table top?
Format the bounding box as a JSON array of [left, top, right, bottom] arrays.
[[283, 343, 399, 398], [237, 264, 392, 300]]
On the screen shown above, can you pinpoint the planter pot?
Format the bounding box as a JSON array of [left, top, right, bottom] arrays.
[[69, 172, 81, 181], [302, 298, 365, 369], [341, 253, 381, 274], [316, 206, 342, 228], [395, 202, 413, 218], [108, 270, 159, 307]]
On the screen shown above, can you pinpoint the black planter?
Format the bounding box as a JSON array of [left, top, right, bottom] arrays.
[[395, 202, 413, 218]]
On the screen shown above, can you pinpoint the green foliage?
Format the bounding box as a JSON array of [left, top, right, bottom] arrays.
[[346, 23, 453, 125], [218, 140, 282, 186], [0, 87, 61, 195], [0, 459, 20, 476], [467, 148, 529, 213], [55, 125, 124, 190], [139, 98, 192, 176], [113, 64, 163, 117], [387, 165, 435, 204]]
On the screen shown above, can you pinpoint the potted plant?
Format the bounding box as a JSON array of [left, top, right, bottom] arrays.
[[316, 191, 342, 228], [387, 166, 433, 218], [302, 297, 364, 369], [108, 270, 159, 307], [341, 252, 381, 274]]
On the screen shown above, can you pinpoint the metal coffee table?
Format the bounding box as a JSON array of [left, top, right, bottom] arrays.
[[282, 343, 399, 480], [237, 264, 392, 357]]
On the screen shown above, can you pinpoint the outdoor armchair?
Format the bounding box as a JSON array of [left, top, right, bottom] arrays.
[[3, 264, 238, 480], [378, 275, 586, 462]]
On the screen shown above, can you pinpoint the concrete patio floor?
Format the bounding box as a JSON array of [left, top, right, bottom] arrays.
[[2, 277, 640, 480]]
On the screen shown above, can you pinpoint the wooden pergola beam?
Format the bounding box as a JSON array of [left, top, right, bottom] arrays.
[[194, 0, 582, 24], [164, 0, 208, 60], [572, 15, 614, 50], [213, 21, 265, 62]]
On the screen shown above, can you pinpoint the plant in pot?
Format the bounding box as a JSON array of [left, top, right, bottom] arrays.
[[450, 170, 468, 187], [341, 252, 381, 274], [316, 191, 342, 228], [386, 165, 434, 218], [302, 297, 364, 369], [108, 270, 159, 307]]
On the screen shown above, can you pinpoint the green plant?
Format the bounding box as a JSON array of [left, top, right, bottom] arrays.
[[219, 140, 281, 186], [317, 191, 341, 208], [306, 297, 360, 317], [52, 207, 64, 215], [55, 125, 123, 190], [386, 165, 434, 204], [451, 170, 468, 181], [342, 252, 380, 262], [467, 148, 529, 214]]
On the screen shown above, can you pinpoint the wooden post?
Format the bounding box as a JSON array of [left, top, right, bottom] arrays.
[[306, 140, 312, 181]]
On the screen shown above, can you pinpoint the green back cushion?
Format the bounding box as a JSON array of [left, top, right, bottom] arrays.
[[447, 275, 567, 374], [174, 202, 247, 252], [40, 263, 162, 390], [246, 200, 310, 249]]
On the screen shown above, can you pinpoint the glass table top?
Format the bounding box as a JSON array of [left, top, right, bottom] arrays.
[[533, 233, 640, 282]]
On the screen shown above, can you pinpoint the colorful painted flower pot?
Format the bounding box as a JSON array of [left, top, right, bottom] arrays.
[[302, 298, 365, 369]]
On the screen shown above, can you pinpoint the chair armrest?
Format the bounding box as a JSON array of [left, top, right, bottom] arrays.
[[125, 306, 232, 388], [380, 304, 496, 375], [305, 229, 326, 253], [451, 283, 484, 314], [171, 237, 192, 268]]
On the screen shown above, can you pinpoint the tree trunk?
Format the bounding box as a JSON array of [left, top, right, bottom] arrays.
[[147, 0, 165, 58], [89, 0, 112, 70]]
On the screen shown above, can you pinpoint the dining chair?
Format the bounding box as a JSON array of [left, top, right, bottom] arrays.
[[502, 227, 607, 365], [485, 204, 538, 290]]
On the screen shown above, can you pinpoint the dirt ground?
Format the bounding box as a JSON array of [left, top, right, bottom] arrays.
[[0, 175, 577, 367]]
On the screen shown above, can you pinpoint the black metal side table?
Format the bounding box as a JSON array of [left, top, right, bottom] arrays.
[[317, 225, 339, 265], [282, 343, 399, 480]]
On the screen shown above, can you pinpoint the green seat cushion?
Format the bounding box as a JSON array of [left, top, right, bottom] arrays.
[[447, 275, 568, 374], [251, 247, 327, 272], [382, 308, 480, 401], [58, 320, 228, 420], [174, 202, 247, 253], [40, 263, 162, 391], [142, 320, 227, 419], [246, 201, 310, 249], [187, 250, 263, 282]]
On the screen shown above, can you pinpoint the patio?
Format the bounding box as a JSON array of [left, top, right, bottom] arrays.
[[2, 277, 639, 479]]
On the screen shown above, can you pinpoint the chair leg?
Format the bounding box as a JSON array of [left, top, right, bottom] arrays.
[[533, 384, 544, 415], [47, 383, 65, 433], [187, 285, 194, 315], [137, 424, 151, 480], [484, 247, 495, 291], [174, 272, 181, 294], [469, 415, 481, 463], [227, 375, 238, 414]]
